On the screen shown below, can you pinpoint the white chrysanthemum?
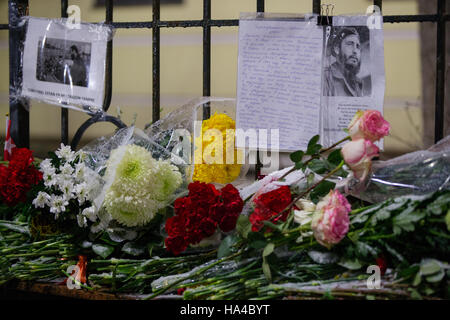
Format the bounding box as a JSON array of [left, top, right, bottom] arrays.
[[39, 159, 54, 172], [75, 150, 87, 162], [59, 180, 75, 199], [32, 192, 51, 208], [49, 195, 69, 218], [152, 160, 183, 201], [43, 170, 58, 188], [74, 163, 86, 181], [60, 162, 74, 176], [74, 182, 88, 205], [77, 214, 87, 228], [103, 144, 182, 227], [55, 144, 76, 162]]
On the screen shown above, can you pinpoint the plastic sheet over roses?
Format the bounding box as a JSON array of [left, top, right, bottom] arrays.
[[357, 135, 450, 203]]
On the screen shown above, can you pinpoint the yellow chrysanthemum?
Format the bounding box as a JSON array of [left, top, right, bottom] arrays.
[[193, 113, 242, 184]]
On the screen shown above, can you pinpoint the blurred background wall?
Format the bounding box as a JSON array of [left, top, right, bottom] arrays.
[[0, 0, 443, 159]]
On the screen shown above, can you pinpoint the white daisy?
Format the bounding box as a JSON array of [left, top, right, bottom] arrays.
[[32, 192, 51, 208], [55, 144, 76, 162], [49, 195, 69, 216]]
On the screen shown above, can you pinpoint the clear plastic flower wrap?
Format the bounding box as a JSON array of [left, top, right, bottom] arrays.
[[354, 135, 450, 203], [144, 97, 251, 187], [80, 126, 189, 231], [11, 16, 114, 114], [79, 97, 251, 233]]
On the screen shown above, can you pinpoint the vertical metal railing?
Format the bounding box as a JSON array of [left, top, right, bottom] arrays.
[[435, 0, 447, 142], [8, 0, 29, 148], [5, 0, 449, 150], [152, 0, 160, 123]]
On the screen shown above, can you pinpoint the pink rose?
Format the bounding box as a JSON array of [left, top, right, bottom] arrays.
[[348, 110, 390, 142], [311, 190, 351, 249], [341, 139, 379, 181]]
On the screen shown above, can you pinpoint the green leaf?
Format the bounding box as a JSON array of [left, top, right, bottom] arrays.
[[306, 135, 321, 156], [393, 209, 425, 234], [217, 234, 239, 258], [290, 150, 304, 163], [294, 162, 305, 170], [306, 144, 322, 156], [308, 250, 339, 264], [310, 180, 335, 203], [81, 241, 92, 249], [427, 194, 450, 215], [355, 241, 378, 258], [307, 159, 328, 174], [409, 288, 422, 299], [249, 239, 268, 250], [307, 135, 320, 149], [327, 149, 343, 166], [236, 215, 252, 239], [92, 243, 114, 259], [338, 258, 362, 270], [263, 242, 275, 258], [420, 259, 441, 276], [425, 270, 445, 283], [262, 259, 272, 282], [122, 242, 145, 256], [412, 272, 422, 286]]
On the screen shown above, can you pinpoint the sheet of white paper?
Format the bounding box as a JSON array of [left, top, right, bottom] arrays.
[[236, 15, 324, 152], [321, 15, 385, 148], [21, 17, 110, 112]]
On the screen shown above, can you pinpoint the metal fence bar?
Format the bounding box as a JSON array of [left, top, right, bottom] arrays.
[[203, 0, 211, 119], [3, 0, 449, 150], [8, 0, 29, 148], [60, 0, 68, 145], [103, 0, 113, 112], [374, 0, 382, 11], [254, 0, 265, 179], [153, 0, 160, 123], [435, 0, 447, 143]]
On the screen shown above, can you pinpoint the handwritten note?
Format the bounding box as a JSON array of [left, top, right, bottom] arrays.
[[236, 18, 324, 151]]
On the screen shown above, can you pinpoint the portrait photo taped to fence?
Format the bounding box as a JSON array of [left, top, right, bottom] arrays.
[[36, 38, 91, 88], [323, 26, 372, 97]]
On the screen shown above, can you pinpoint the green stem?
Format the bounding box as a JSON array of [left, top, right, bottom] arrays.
[[278, 136, 350, 181], [144, 250, 243, 300]]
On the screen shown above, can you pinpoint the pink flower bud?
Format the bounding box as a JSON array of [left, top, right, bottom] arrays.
[[311, 190, 351, 249], [348, 110, 390, 142], [341, 139, 379, 181]]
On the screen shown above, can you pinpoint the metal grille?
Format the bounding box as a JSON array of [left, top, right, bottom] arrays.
[[4, 0, 449, 150]]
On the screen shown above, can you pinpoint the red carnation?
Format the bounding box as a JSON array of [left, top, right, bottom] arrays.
[[0, 148, 42, 207], [165, 182, 243, 255], [249, 185, 292, 232], [165, 235, 188, 256]]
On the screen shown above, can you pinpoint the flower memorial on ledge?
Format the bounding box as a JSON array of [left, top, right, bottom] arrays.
[[193, 112, 242, 184], [2, 106, 450, 300], [165, 182, 243, 255], [103, 144, 183, 227]]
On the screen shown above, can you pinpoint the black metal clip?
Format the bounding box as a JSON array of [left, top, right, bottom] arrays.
[[318, 4, 334, 26]]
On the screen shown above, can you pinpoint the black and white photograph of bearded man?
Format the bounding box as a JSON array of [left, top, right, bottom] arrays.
[[323, 26, 372, 97]]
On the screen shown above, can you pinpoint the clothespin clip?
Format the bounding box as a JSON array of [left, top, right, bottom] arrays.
[[318, 4, 334, 26]]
